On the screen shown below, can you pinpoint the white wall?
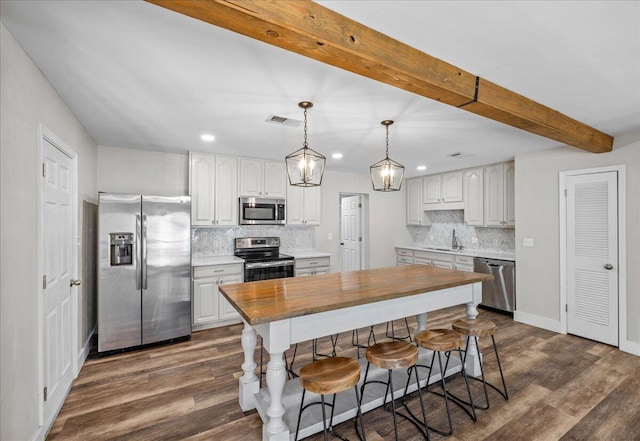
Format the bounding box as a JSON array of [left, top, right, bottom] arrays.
[[97, 145, 188, 196], [515, 133, 640, 345], [314, 170, 412, 272], [1, 23, 98, 440]]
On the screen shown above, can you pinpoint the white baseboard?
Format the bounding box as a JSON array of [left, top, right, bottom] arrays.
[[620, 339, 640, 356], [76, 324, 96, 376], [514, 310, 563, 333]]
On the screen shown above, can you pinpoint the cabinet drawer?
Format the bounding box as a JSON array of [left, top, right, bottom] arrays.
[[454, 263, 474, 272], [193, 264, 243, 279], [455, 255, 474, 265], [414, 251, 454, 262], [396, 248, 414, 257], [397, 256, 414, 265], [413, 257, 431, 266], [296, 257, 330, 270]]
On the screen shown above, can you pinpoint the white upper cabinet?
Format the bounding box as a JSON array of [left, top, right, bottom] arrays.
[[239, 158, 286, 198], [423, 171, 463, 210], [406, 177, 425, 226], [464, 167, 484, 226], [484, 161, 514, 227], [189, 152, 238, 226], [287, 185, 321, 225]]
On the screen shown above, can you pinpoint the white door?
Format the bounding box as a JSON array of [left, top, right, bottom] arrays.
[[340, 195, 361, 272], [42, 138, 75, 426], [567, 172, 618, 346]]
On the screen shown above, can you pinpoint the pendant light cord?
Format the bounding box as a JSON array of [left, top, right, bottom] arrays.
[[385, 124, 390, 158], [303, 107, 308, 148]]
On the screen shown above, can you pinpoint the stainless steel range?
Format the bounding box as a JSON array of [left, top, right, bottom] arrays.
[[234, 237, 294, 282]]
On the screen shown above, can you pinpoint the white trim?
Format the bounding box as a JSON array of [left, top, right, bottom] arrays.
[[514, 310, 563, 333], [77, 324, 97, 372], [620, 339, 640, 356], [559, 165, 628, 352], [36, 124, 80, 435]]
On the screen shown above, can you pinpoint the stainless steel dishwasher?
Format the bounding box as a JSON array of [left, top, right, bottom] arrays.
[[473, 258, 515, 313]]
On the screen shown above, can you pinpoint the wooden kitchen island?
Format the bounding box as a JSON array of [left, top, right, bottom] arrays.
[[220, 264, 492, 441]]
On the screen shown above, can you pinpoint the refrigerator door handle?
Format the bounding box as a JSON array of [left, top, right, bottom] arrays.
[[135, 214, 142, 290], [142, 214, 148, 290]]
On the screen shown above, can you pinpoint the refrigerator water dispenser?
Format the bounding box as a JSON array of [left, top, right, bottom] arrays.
[[109, 232, 133, 265]]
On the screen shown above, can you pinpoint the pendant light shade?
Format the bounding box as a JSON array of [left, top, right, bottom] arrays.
[[370, 120, 404, 191], [285, 101, 326, 187]]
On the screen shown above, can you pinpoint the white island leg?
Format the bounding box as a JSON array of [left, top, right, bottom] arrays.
[[415, 312, 427, 333], [239, 321, 259, 411], [262, 320, 291, 441], [464, 282, 483, 377]]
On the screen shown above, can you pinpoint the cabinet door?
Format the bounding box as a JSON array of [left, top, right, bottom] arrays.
[[190, 153, 216, 226], [484, 164, 505, 226], [423, 174, 442, 205], [304, 186, 322, 225], [406, 178, 424, 225], [464, 168, 484, 226], [286, 185, 304, 225], [442, 171, 463, 202], [239, 158, 263, 197], [218, 275, 242, 319], [215, 155, 238, 225], [504, 162, 516, 227], [193, 278, 219, 325], [263, 160, 286, 198]]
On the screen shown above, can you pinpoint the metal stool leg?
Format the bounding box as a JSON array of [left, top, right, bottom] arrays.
[[492, 335, 509, 400]]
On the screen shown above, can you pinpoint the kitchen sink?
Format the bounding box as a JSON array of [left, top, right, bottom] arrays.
[[422, 246, 456, 251]]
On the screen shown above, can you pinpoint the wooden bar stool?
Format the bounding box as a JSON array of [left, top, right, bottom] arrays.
[[407, 328, 476, 436], [361, 341, 430, 441], [452, 318, 508, 409], [294, 357, 366, 441]]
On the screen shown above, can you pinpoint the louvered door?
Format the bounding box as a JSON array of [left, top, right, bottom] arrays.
[[567, 172, 618, 346]]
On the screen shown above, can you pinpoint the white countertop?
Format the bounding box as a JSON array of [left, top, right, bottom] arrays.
[[282, 250, 332, 259], [192, 256, 244, 267], [395, 245, 515, 261]]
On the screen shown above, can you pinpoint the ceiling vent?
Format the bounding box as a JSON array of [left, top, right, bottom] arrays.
[[447, 152, 471, 159], [265, 115, 301, 127]]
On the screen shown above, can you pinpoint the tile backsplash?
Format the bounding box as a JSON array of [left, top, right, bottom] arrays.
[[192, 226, 313, 257], [408, 210, 515, 252]]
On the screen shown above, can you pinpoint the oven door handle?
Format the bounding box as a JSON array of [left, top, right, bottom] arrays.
[[245, 260, 295, 269]]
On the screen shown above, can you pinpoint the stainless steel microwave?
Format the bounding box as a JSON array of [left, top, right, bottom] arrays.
[[239, 197, 286, 225]]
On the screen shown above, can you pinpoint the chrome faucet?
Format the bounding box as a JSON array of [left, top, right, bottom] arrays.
[[452, 229, 460, 250]]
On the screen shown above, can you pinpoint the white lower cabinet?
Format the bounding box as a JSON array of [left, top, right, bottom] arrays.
[[396, 248, 475, 271], [295, 256, 330, 276], [192, 263, 243, 330]]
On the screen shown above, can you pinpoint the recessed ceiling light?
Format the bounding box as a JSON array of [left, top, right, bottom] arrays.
[[332, 153, 343, 159], [201, 134, 215, 142], [417, 165, 427, 171]]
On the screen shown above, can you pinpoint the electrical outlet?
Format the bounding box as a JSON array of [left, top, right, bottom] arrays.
[[523, 237, 534, 247], [471, 236, 478, 244], [328, 233, 333, 240], [429, 235, 434, 241]]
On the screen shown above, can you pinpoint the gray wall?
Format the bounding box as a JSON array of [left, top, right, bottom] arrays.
[[515, 133, 640, 344], [1, 23, 98, 440], [97, 145, 188, 196]]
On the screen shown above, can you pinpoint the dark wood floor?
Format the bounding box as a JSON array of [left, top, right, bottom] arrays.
[[48, 307, 640, 440]]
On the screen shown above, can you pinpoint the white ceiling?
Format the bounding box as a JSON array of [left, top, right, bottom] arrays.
[[1, 1, 639, 177]]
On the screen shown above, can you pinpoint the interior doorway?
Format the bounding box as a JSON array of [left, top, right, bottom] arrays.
[[339, 193, 369, 272], [37, 125, 79, 433], [560, 165, 626, 348]]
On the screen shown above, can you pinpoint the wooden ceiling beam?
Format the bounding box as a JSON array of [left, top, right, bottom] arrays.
[[146, 0, 613, 153]]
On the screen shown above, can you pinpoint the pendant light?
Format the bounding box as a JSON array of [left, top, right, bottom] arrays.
[[370, 120, 405, 191], [285, 101, 326, 187]]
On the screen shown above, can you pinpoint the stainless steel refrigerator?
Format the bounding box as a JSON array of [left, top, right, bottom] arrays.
[[98, 193, 191, 352]]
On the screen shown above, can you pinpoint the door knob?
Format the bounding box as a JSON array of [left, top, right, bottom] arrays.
[[604, 263, 614, 270], [70, 279, 82, 286], [340, 242, 344, 245]]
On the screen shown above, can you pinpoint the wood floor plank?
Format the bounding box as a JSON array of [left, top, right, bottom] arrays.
[[47, 306, 640, 441]]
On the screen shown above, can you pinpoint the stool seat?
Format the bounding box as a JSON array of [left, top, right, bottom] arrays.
[[415, 329, 461, 352], [452, 318, 496, 337], [366, 341, 418, 370], [299, 357, 361, 395]]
